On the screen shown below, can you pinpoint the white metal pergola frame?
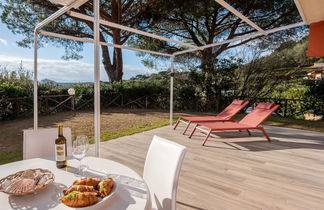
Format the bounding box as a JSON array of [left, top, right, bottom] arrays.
[[34, 0, 308, 157]]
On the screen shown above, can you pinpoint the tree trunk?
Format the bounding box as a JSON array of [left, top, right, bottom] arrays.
[[100, 0, 123, 82], [200, 49, 221, 111], [101, 45, 112, 80], [112, 48, 123, 81], [100, 37, 123, 82], [200, 48, 215, 72]]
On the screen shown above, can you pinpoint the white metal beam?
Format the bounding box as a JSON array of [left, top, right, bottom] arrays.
[[93, 0, 100, 157], [50, 0, 88, 8], [201, 22, 306, 50], [39, 31, 173, 57], [39, 31, 92, 43], [68, 11, 199, 49], [214, 0, 267, 35], [100, 42, 172, 57], [36, 0, 88, 31], [173, 22, 306, 56], [33, 31, 38, 130], [169, 56, 175, 126], [173, 48, 201, 56]]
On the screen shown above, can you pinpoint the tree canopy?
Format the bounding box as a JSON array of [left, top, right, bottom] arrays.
[[1, 0, 306, 82], [131, 0, 305, 69], [0, 0, 158, 81]]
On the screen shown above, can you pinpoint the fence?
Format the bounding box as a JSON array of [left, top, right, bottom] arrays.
[[0, 94, 323, 121], [219, 96, 324, 119], [0, 93, 170, 121], [0, 95, 74, 120]]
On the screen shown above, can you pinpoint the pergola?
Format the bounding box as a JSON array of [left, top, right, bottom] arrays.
[[33, 0, 324, 157]]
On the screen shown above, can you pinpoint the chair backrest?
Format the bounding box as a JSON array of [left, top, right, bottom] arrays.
[[143, 135, 186, 210], [23, 128, 72, 160], [216, 99, 249, 119], [239, 102, 280, 127]]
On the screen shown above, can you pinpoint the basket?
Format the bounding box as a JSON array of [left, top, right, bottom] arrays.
[[0, 168, 54, 196]]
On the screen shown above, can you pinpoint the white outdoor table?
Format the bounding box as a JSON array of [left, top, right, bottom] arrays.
[[0, 157, 151, 210]]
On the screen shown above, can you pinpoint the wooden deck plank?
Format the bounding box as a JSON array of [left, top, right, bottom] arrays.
[[88, 124, 324, 210]]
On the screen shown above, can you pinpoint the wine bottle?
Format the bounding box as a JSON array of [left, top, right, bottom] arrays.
[[55, 124, 67, 168]]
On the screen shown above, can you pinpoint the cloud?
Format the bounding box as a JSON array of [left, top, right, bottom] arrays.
[[123, 64, 160, 77], [0, 38, 8, 46], [0, 55, 151, 82]]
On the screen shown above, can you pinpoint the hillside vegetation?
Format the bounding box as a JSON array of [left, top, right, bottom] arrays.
[[1, 39, 324, 120]]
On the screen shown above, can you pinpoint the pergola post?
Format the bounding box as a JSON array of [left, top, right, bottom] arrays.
[[170, 56, 175, 126], [94, 0, 101, 157], [33, 30, 38, 130]]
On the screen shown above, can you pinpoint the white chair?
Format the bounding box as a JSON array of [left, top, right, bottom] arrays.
[[143, 135, 186, 210], [23, 128, 72, 160]]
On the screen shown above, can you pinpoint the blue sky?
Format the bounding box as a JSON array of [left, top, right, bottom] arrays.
[[0, 13, 157, 82]]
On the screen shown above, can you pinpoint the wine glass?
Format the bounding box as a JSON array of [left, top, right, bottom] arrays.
[[72, 135, 89, 176]]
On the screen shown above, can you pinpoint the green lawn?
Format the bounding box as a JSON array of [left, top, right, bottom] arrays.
[[0, 152, 22, 165], [232, 114, 324, 133], [265, 116, 324, 133], [0, 119, 174, 165], [90, 118, 173, 143]]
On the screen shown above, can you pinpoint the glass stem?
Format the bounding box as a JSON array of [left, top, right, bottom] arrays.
[[79, 159, 82, 175]]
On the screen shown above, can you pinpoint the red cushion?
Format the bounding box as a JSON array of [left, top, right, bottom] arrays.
[[257, 102, 275, 110], [231, 99, 245, 105]]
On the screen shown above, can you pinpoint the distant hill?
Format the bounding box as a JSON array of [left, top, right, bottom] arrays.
[[40, 79, 57, 84]]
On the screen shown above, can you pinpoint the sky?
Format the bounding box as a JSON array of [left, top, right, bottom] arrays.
[[0, 10, 158, 82]]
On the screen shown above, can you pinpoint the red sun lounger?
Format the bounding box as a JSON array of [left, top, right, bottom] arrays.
[[188, 102, 280, 146], [173, 99, 249, 134]]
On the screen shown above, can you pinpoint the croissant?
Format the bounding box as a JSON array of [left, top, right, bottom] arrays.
[[73, 178, 101, 188], [63, 185, 98, 195], [60, 191, 98, 207], [98, 178, 114, 198]]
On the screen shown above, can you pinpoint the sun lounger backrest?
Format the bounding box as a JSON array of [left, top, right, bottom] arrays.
[[216, 99, 249, 119], [239, 103, 280, 127]]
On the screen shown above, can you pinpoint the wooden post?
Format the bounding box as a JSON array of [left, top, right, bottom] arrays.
[[145, 96, 148, 109], [71, 95, 75, 112], [284, 99, 288, 117], [45, 97, 49, 113], [15, 99, 19, 118], [121, 94, 123, 107]]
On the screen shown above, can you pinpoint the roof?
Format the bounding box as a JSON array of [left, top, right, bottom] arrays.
[[294, 0, 324, 24]]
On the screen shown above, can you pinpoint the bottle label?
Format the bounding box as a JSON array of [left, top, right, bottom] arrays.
[[55, 144, 66, 161]]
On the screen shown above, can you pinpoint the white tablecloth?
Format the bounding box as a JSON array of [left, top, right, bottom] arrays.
[[0, 157, 151, 210]]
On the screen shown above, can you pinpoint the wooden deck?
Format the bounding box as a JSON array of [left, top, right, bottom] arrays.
[[89, 124, 324, 210]]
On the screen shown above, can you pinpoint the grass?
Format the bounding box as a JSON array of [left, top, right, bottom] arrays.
[[0, 152, 22, 165], [264, 116, 324, 133], [233, 114, 324, 133], [0, 119, 174, 165], [89, 118, 175, 143]]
